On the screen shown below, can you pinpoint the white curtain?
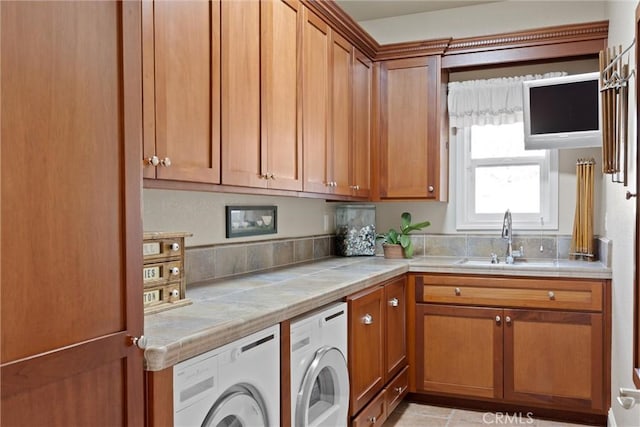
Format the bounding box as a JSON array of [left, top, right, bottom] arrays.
[[447, 72, 566, 128]]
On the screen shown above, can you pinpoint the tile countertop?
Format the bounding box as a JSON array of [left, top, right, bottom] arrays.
[[143, 256, 611, 371]]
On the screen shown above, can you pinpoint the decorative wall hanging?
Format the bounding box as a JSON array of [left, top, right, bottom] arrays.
[[225, 206, 277, 238]]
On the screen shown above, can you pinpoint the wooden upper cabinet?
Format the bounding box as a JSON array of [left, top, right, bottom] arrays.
[[221, 0, 302, 191], [330, 31, 353, 196], [261, 0, 303, 191], [2, 1, 143, 424], [302, 8, 331, 194], [352, 50, 372, 199], [377, 55, 448, 200], [143, 0, 221, 184]]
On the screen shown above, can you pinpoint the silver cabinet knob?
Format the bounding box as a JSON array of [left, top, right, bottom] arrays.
[[160, 157, 171, 167], [455, 287, 461, 296], [169, 267, 180, 276], [261, 173, 269, 179], [269, 173, 275, 179], [505, 316, 512, 324], [368, 416, 377, 424], [130, 335, 147, 349], [389, 297, 399, 307], [170, 242, 180, 252], [496, 315, 501, 324], [146, 155, 159, 166], [428, 185, 435, 192], [362, 314, 373, 325], [548, 291, 555, 300], [355, 185, 360, 190]]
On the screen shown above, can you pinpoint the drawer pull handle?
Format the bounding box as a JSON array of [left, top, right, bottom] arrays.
[[394, 386, 406, 395], [170, 267, 180, 276], [362, 314, 373, 325], [495, 315, 501, 324], [505, 316, 512, 324], [455, 287, 461, 296], [170, 242, 180, 251], [548, 291, 555, 300], [160, 157, 171, 167], [389, 298, 399, 307], [368, 416, 377, 424]]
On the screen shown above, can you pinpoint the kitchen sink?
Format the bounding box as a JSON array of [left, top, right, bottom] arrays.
[[457, 259, 558, 268]]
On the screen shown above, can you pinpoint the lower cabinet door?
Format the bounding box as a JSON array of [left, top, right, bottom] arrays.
[[385, 366, 409, 416], [503, 309, 604, 411], [416, 304, 503, 399]]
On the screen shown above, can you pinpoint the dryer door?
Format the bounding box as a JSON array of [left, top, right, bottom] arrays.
[[296, 346, 349, 427], [203, 385, 268, 427]]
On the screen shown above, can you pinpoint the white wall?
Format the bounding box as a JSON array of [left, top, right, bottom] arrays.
[[143, 189, 336, 247], [603, 2, 640, 426], [359, 1, 606, 44]]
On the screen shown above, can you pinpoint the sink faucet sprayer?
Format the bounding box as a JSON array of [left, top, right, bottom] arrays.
[[501, 209, 524, 264]]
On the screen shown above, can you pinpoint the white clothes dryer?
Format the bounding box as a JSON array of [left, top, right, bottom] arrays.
[[173, 325, 280, 427], [290, 302, 349, 427]]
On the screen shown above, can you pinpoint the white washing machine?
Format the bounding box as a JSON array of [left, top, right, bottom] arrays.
[[173, 325, 280, 427], [290, 302, 349, 427]]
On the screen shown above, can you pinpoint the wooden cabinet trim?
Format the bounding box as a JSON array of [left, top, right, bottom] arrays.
[[145, 367, 173, 427]]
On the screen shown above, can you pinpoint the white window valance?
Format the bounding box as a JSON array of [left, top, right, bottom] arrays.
[[447, 72, 566, 128]]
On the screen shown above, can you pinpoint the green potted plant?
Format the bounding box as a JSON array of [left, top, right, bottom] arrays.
[[376, 212, 430, 259]]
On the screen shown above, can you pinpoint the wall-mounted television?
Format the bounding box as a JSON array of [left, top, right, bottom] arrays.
[[523, 72, 601, 150]]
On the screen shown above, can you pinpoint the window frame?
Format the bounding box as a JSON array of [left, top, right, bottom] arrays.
[[455, 124, 559, 231]]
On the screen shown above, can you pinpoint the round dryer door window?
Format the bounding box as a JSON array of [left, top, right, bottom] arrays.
[[296, 346, 349, 427], [203, 385, 268, 427]]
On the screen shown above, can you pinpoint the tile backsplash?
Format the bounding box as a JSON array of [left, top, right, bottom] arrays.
[[186, 233, 611, 285]]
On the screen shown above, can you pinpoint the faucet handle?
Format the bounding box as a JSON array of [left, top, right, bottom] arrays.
[[490, 253, 499, 264]]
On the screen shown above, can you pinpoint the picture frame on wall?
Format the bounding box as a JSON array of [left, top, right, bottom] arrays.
[[225, 205, 278, 238]]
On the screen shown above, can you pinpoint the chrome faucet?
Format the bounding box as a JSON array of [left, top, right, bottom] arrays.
[[501, 209, 523, 264]]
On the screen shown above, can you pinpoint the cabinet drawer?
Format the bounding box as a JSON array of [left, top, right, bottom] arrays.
[[351, 390, 386, 427], [416, 275, 603, 311], [385, 366, 408, 416], [143, 260, 183, 287], [142, 238, 183, 262]]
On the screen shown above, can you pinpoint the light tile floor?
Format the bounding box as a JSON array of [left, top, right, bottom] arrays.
[[383, 402, 595, 427]]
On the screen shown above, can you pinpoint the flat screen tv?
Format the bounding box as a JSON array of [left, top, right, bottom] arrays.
[[523, 72, 601, 150]]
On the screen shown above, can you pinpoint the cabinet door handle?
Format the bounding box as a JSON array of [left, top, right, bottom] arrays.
[[146, 155, 159, 166], [368, 416, 377, 424], [505, 316, 512, 324], [428, 185, 435, 192], [394, 386, 406, 395], [389, 297, 399, 307], [130, 335, 147, 349], [160, 157, 171, 167], [495, 315, 501, 324], [455, 287, 461, 296], [548, 291, 555, 300], [362, 314, 373, 325]]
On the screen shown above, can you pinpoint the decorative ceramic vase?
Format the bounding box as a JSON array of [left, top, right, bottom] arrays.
[[382, 244, 404, 259]]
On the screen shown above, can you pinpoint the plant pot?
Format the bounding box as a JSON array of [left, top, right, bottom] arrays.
[[382, 244, 404, 259]]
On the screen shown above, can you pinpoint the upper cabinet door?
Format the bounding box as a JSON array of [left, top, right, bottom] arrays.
[[302, 8, 331, 194], [2, 1, 144, 424], [330, 31, 353, 196], [221, 0, 263, 188], [145, 0, 221, 183], [352, 50, 372, 199], [261, 0, 303, 191], [378, 56, 446, 199]]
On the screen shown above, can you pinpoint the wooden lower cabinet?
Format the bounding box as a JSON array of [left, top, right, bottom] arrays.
[[348, 275, 408, 425], [416, 304, 503, 399], [411, 274, 610, 421]]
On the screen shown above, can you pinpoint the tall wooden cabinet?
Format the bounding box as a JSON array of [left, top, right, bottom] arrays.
[[221, 0, 303, 191], [1, 2, 144, 425], [351, 50, 372, 199], [142, 0, 221, 184], [348, 275, 408, 425], [376, 56, 448, 200]]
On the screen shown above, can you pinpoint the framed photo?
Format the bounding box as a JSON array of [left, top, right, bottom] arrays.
[[225, 205, 277, 238]]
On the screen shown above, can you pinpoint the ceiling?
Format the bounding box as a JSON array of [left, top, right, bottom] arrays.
[[336, 0, 502, 22]]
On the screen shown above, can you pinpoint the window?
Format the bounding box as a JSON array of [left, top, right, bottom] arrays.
[[456, 122, 558, 230]]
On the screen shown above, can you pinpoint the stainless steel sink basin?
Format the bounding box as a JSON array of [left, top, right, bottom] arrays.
[[457, 259, 558, 268]]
